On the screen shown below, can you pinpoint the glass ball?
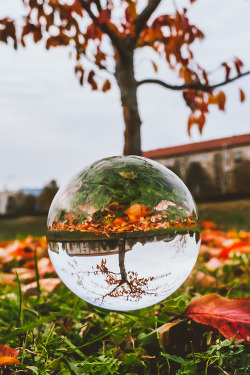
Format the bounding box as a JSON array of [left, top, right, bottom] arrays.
[[47, 156, 200, 311]]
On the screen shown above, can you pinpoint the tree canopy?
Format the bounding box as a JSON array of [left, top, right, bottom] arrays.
[[1, 0, 249, 154]]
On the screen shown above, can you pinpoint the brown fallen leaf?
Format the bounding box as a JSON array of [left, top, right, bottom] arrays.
[[184, 293, 250, 342], [159, 319, 183, 348], [0, 344, 19, 366]]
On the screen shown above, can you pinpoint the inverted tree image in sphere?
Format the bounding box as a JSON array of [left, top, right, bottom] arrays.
[[47, 156, 200, 311]]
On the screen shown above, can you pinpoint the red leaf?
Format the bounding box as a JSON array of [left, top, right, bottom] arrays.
[[102, 80, 111, 92], [0, 345, 19, 366], [184, 294, 250, 342], [234, 58, 244, 75], [239, 89, 245, 103], [222, 62, 231, 81]]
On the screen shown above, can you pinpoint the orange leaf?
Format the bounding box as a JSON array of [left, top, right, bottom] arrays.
[[102, 79, 111, 92], [125, 203, 152, 222], [152, 61, 158, 73], [125, 2, 137, 22], [21, 278, 61, 294], [239, 89, 245, 103], [0, 345, 19, 366], [71, 0, 83, 16], [201, 221, 217, 229], [209, 91, 226, 111], [184, 294, 250, 342], [217, 91, 226, 110], [46, 34, 70, 49]]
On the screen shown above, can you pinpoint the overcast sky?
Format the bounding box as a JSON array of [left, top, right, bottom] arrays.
[[0, 0, 250, 191]]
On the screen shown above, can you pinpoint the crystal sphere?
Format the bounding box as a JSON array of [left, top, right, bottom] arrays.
[[47, 156, 200, 311]]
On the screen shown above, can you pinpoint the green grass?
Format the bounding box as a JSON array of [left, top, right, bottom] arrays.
[[0, 216, 47, 241], [0, 201, 249, 374], [0, 281, 249, 375], [198, 199, 250, 231]]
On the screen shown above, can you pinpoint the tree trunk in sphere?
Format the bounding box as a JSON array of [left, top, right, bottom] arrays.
[[115, 51, 142, 156]]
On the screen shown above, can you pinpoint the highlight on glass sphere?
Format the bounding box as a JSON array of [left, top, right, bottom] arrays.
[[46, 156, 200, 311]]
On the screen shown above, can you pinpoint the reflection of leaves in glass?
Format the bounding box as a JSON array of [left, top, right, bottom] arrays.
[[69, 160, 189, 219], [48, 157, 199, 233]]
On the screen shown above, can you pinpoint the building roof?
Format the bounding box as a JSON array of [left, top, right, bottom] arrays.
[[143, 133, 250, 159]]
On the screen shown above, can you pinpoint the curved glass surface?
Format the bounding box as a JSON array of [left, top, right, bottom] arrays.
[[47, 156, 200, 311]]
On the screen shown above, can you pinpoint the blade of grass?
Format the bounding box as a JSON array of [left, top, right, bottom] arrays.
[[16, 271, 23, 326], [34, 248, 41, 297]]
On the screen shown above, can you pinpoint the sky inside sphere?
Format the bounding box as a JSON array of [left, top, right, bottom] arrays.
[[0, 0, 250, 191]]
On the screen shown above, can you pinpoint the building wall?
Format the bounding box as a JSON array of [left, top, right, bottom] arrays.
[[154, 144, 250, 197]]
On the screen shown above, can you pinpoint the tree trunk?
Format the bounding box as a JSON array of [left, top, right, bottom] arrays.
[[115, 51, 142, 156]]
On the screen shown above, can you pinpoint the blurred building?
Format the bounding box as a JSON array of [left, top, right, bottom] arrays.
[[144, 134, 250, 199], [0, 191, 29, 215]]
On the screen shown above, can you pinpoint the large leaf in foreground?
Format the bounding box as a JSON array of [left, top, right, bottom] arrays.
[[0, 344, 19, 366], [184, 293, 250, 342]]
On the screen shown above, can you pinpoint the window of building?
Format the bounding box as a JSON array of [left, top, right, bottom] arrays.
[[234, 150, 243, 163], [165, 159, 173, 167], [203, 154, 210, 162], [246, 147, 250, 157], [224, 151, 230, 159], [192, 155, 200, 162]]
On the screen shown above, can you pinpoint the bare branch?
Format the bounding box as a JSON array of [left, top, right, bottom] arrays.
[[81, 50, 115, 76], [94, 0, 102, 13], [80, 0, 126, 57], [134, 0, 162, 37], [137, 70, 250, 92]]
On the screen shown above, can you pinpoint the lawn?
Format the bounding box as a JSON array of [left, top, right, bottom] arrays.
[[0, 202, 249, 374]]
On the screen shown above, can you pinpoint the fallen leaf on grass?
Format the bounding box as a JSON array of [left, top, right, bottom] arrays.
[[37, 257, 55, 276], [159, 319, 183, 347], [0, 273, 16, 286], [21, 278, 61, 294], [0, 344, 19, 366], [184, 293, 250, 342], [187, 270, 223, 288]]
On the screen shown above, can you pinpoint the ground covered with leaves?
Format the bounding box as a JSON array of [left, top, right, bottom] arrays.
[[0, 222, 249, 374]]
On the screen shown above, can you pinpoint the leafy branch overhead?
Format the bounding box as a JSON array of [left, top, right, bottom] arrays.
[[1, 1, 249, 151]]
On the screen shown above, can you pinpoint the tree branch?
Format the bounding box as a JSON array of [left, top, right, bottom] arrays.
[[134, 0, 162, 37], [137, 70, 250, 92], [80, 0, 126, 57], [93, 0, 102, 13]]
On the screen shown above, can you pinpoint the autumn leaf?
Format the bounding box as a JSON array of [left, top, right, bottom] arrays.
[[0, 345, 19, 366], [222, 62, 231, 81], [87, 70, 98, 90], [125, 203, 152, 222], [234, 57, 243, 75], [239, 88, 245, 103], [102, 80, 111, 93], [184, 294, 250, 342], [152, 61, 158, 73], [21, 278, 61, 295], [217, 91, 226, 110], [46, 34, 70, 49]]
